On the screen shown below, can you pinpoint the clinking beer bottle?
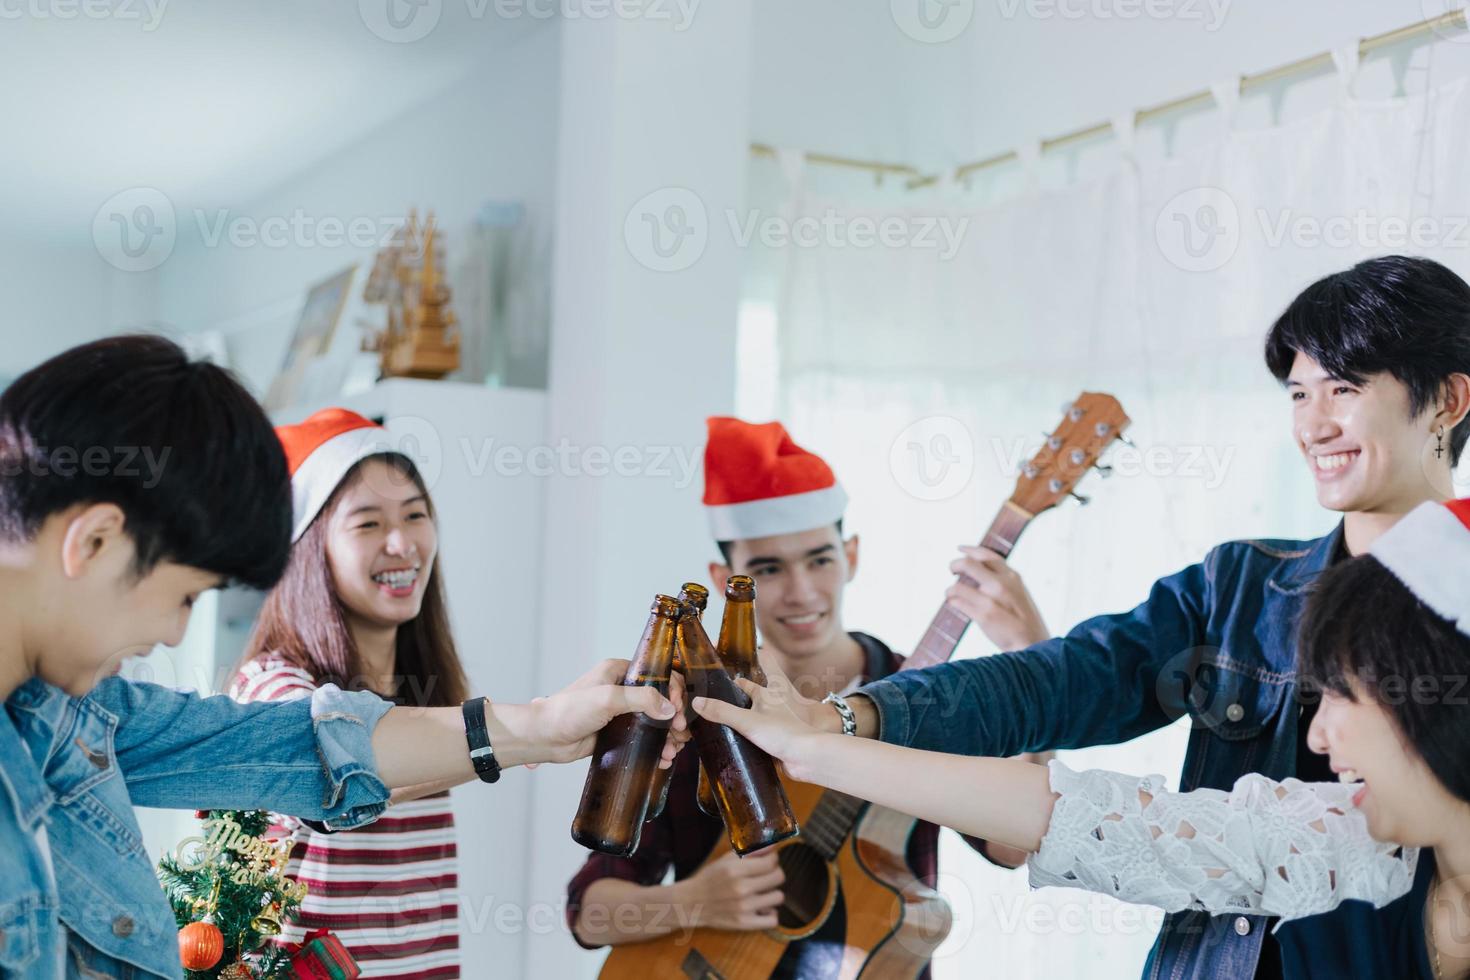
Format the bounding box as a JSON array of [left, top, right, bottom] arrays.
[[679, 589, 799, 855], [646, 582, 709, 821], [570, 595, 682, 857], [697, 575, 766, 818]]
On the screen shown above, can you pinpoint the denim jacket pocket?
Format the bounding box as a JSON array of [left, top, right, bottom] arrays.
[[1185, 650, 1289, 741], [47, 699, 119, 806], [0, 894, 44, 971]]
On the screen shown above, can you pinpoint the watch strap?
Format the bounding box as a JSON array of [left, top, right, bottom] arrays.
[[461, 697, 502, 783]]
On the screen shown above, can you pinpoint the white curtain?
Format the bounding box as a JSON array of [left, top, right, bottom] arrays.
[[740, 76, 1470, 978]]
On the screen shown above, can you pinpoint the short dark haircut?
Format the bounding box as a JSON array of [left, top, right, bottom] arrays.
[[0, 335, 291, 590], [1298, 555, 1470, 805], [716, 518, 844, 567], [1265, 254, 1470, 466]]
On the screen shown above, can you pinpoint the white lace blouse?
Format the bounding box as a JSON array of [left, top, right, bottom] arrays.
[[1028, 761, 1419, 926]]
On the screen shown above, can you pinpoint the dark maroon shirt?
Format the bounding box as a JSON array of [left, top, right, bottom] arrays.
[[566, 632, 991, 975]]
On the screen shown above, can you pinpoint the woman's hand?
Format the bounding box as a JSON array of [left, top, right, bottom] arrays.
[[690, 657, 824, 781], [522, 658, 690, 766]]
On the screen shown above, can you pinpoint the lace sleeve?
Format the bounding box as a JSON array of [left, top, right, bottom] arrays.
[[1027, 761, 1417, 923]]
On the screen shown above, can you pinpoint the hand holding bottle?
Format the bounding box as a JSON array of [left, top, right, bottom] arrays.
[[690, 653, 825, 784]]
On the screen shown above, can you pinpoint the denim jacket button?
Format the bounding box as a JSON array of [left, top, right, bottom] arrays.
[[112, 915, 134, 938], [1233, 916, 1251, 936], [1225, 703, 1245, 722]]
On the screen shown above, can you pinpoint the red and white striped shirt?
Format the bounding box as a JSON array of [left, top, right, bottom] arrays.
[[232, 655, 461, 979]]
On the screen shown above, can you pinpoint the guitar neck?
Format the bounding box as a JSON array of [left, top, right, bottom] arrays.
[[902, 501, 1033, 672], [799, 500, 1036, 860]]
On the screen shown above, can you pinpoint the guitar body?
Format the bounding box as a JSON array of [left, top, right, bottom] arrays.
[[599, 776, 945, 980], [598, 393, 1129, 980]]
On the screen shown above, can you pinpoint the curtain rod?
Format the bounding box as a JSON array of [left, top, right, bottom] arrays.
[[748, 8, 1468, 190]]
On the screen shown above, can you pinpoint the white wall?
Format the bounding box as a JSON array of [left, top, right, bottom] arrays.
[[0, 239, 158, 380], [154, 21, 561, 395]]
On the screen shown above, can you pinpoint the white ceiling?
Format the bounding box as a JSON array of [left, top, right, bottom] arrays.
[[0, 1, 548, 243]]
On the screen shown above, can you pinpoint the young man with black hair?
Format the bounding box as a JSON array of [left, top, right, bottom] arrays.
[[0, 336, 685, 978], [783, 254, 1470, 978], [567, 417, 1051, 975]]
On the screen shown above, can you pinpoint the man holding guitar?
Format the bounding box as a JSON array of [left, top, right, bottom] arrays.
[[567, 417, 1052, 977]]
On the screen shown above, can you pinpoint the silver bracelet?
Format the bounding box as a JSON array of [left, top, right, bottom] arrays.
[[821, 692, 857, 736]]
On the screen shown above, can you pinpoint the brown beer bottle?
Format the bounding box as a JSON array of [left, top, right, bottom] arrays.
[[646, 582, 709, 820], [679, 593, 799, 855], [570, 595, 682, 857], [697, 575, 766, 817]]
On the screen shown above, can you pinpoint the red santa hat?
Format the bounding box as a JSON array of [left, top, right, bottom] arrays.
[[276, 408, 399, 542], [1369, 497, 1470, 637], [703, 417, 848, 541]]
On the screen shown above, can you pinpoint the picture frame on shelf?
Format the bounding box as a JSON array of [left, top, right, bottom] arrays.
[[264, 264, 359, 412]]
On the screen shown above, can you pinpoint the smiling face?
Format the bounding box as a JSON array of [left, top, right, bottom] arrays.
[[31, 504, 224, 696], [710, 524, 858, 662], [1306, 683, 1463, 848], [1287, 351, 1441, 516], [323, 457, 437, 632]]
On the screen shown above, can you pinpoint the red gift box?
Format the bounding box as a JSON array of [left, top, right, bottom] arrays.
[[286, 930, 359, 980]]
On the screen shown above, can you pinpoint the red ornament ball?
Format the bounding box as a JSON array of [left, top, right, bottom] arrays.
[[178, 920, 225, 970]]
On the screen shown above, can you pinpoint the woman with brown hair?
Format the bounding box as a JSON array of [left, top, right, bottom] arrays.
[[232, 408, 473, 978]]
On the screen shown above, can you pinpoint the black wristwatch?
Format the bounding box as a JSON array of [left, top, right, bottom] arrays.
[[461, 697, 502, 784]]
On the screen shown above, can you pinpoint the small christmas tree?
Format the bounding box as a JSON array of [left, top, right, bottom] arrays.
[[156, 810, 307, 979]]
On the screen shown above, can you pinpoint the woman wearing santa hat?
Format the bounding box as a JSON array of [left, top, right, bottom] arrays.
[[698, 498, 1470, 979], [230, 408, 484, 976]]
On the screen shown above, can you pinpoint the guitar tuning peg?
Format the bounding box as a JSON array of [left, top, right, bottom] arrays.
[[1047, 434, 1062, 450], [1071, 492, 1091, 506], [1095, 464, 1114, 478], [1118, 435, 1136, 449]]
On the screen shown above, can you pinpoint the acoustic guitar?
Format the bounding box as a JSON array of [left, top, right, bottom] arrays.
[[601, 393, 1131, 979]]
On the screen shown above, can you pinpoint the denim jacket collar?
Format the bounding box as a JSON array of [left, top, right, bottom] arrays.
[[1266, 520, 1345, 596], [0, 681, 55, 832]]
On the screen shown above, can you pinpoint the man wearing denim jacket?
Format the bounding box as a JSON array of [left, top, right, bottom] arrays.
[[793, 255, 1470, 978], [0, 336, 685, 978]]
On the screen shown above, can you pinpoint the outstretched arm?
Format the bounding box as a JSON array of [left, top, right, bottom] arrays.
[[691, 665, 1057, 853], [694, 666, 1417, 923]]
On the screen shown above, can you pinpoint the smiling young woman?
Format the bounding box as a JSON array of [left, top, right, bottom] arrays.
[[232, 409, 470, 979]]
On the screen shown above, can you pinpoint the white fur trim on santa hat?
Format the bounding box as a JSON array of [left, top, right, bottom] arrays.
[[290, 425, 399, 542], [705, 484, 849, 542], [1370, 502, 1470, 636]]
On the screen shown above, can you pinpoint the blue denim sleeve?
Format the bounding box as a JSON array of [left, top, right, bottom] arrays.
[[860, 553, 1214, 757], [87, 678, 393, 831]]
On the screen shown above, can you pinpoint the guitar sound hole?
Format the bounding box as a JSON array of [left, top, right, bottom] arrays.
[[775, 842, 830, 930]]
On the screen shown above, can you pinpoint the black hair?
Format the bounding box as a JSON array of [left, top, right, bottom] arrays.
[[1297, 555, 1470, 805], [0, 335, 292, 590], [716, 518, 844, 566], [1265, 255, 1470, 465]]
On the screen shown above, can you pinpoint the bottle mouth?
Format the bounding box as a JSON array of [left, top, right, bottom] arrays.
[[725, 574, 756, 598]]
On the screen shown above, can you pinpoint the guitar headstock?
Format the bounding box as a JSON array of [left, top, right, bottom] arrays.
[[1010, 392, 1131, 516]]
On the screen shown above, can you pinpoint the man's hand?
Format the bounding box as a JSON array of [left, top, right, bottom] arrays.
[[518, 659, 689, 765], [946, 546, 1050, 651], [677, 847, 785, 931]]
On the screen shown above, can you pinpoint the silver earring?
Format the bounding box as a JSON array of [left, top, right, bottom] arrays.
[[1435, 426, 1446, 460]]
